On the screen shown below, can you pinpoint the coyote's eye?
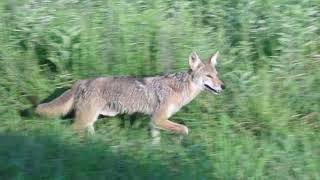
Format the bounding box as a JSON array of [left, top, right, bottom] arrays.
[[206, 75, 212, 78]]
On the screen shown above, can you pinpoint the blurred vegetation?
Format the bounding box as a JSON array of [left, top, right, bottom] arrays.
[[0, 0, 319, 179]]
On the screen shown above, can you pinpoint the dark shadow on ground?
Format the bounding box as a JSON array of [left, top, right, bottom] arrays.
[[0, 132, 204, 180]]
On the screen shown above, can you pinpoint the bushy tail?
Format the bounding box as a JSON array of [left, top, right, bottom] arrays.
[[36, 87, 76, 118]]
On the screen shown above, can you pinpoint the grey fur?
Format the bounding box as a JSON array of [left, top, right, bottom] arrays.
[[74, 72, 190, 115]]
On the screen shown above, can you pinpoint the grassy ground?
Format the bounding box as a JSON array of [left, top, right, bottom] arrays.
[[1, 102, 319, 179], [0, 0, 320, 179]]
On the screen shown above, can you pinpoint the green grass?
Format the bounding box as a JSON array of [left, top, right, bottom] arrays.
[[1, 113, 319, 179], [0, 0, 320, 179]]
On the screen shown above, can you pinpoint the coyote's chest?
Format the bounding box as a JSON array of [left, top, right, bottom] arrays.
[[166, 83, 201, 117]]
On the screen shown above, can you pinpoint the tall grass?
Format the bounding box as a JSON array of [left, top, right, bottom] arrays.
[[0, 0, 319, 179]]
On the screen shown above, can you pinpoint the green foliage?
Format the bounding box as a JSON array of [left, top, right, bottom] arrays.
[[0, 0, 319, 179]]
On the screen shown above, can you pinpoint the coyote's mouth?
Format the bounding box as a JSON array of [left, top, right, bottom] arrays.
[[204, 84, 218, 94]]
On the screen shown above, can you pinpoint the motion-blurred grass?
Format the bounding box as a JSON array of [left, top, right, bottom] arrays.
[[0, 0, 319, 179]]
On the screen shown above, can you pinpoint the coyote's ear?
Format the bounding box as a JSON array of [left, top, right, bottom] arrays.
[[209, 51, 219, 67], [189, 51, 202, 71]]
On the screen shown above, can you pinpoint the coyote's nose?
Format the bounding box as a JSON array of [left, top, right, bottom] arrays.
[[221, 84, 226, 90]]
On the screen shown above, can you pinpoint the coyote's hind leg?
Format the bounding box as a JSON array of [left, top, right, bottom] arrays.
[[72, 106, 100, 134]]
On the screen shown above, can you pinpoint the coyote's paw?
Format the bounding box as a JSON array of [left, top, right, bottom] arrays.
[[180, 125, 189, 135]]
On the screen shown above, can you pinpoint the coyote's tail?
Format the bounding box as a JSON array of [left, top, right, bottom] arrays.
[[36, 84, 78, 117]]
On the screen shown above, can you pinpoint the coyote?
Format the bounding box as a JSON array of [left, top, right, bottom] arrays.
[[36, 51, 225, 142]]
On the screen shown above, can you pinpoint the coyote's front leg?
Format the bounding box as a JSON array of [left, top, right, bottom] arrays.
[[150, 107, 189, 143]]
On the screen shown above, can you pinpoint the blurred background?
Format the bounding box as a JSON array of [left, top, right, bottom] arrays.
[[0, 0, 319, 179]]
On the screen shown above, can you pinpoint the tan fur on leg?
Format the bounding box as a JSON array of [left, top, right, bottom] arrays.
[[152, 108, 189, 135], [72, 107, 100, 133]]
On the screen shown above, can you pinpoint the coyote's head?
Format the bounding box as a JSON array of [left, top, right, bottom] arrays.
[[188, 51, 225, 94]]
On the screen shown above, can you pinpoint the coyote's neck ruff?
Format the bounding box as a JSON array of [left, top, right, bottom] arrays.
[[36, 51, 225, 142]]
